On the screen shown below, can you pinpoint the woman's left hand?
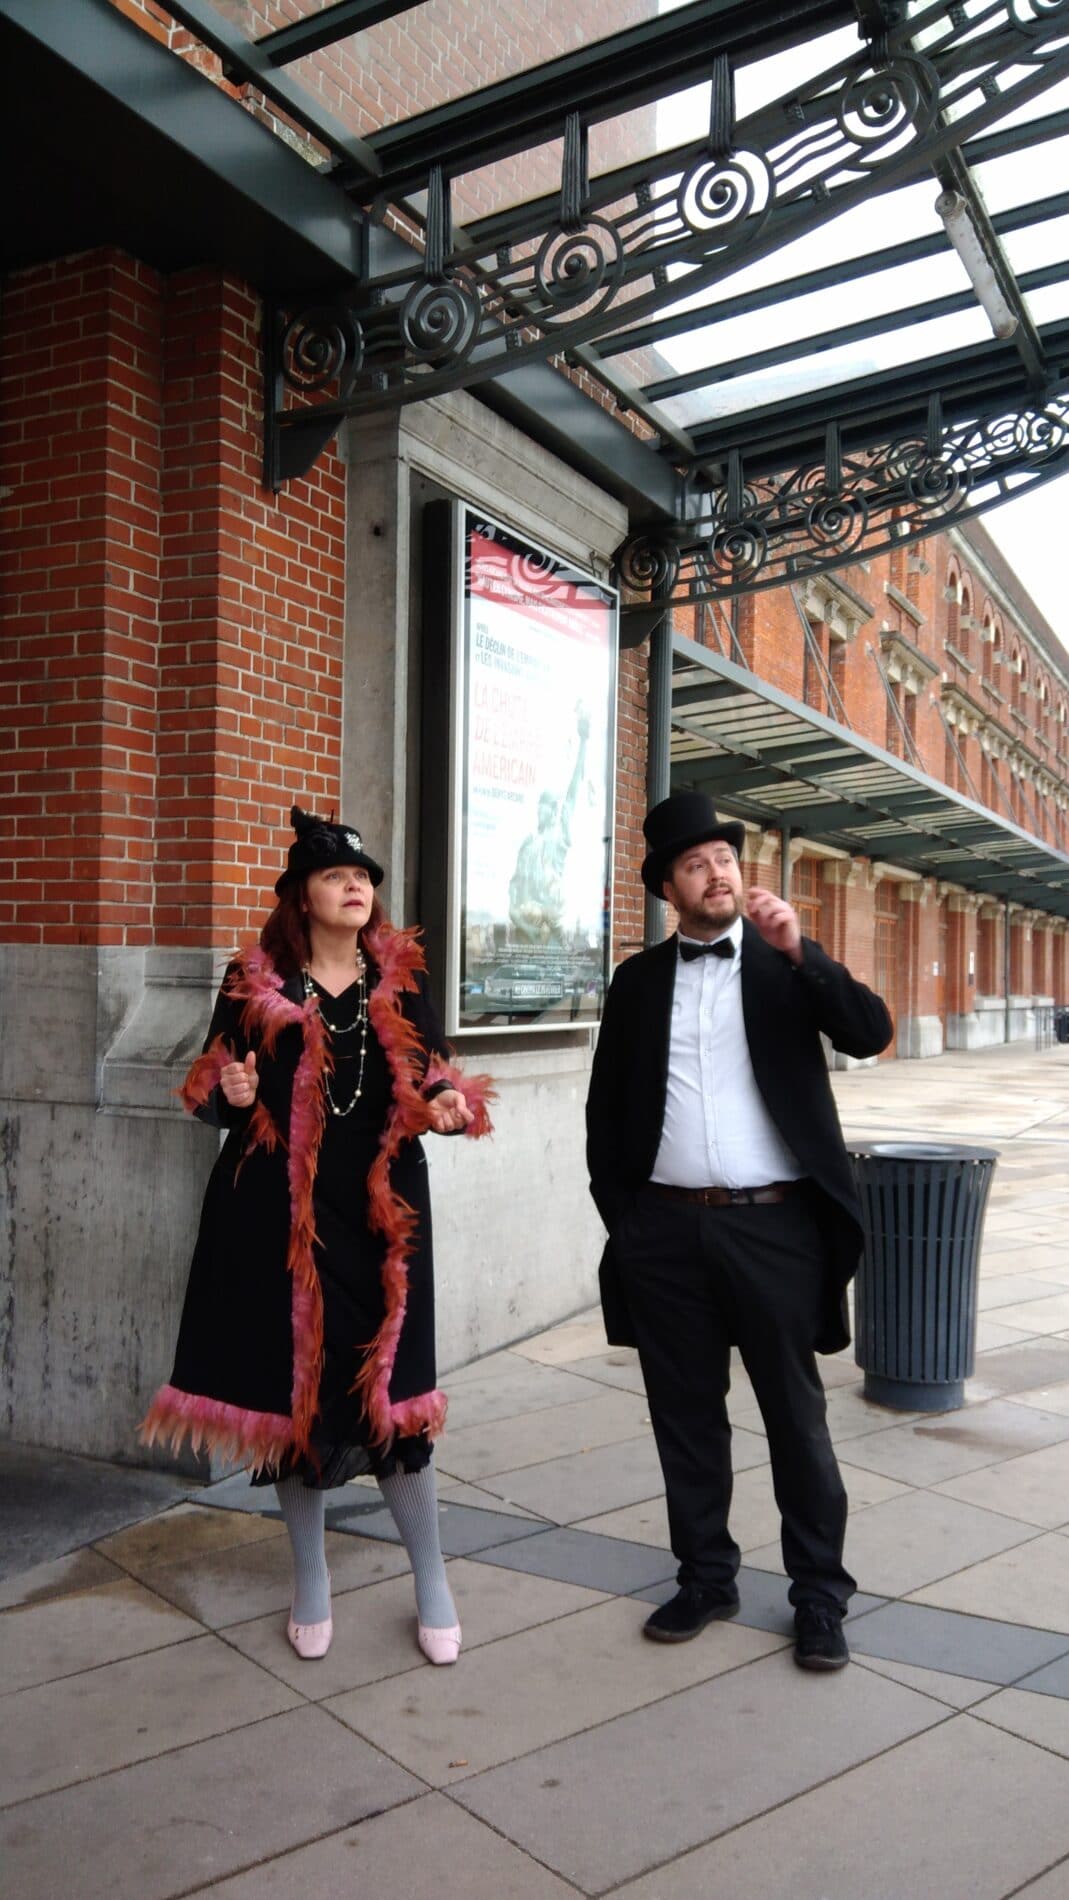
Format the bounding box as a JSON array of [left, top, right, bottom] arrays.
[[426, 1087, 475, 1133]]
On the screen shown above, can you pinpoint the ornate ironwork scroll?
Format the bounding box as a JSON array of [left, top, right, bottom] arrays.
[[266, 0, 1069, 484], [616, 384, 1069, 602]]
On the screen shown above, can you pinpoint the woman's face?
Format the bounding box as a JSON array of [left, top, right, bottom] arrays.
[[302, 864, 374, 936]]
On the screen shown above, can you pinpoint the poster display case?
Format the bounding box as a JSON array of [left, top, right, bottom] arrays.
[[444, 505, 618, 1035]]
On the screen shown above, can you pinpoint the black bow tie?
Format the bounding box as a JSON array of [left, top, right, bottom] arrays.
[[679, 937, 734, 962]]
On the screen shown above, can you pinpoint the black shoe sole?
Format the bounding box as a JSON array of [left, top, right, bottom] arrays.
[[643, 1599, 741, 1643], [793, 1647, 850, 1672]]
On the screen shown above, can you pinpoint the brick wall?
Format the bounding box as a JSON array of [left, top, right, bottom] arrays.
[[1, 252, 346, 949]]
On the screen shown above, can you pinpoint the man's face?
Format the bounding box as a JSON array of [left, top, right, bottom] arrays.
[[663, 839, 744, 936]]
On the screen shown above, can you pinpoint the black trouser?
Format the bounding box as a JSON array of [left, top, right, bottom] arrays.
[[615, 1185, 854, 1611]]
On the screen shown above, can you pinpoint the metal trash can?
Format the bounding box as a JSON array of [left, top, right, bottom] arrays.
[[849, 1141, 998, 1412], [1055, 1008, 1069, 1045]]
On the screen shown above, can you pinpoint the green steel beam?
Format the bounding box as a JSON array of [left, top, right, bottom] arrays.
[[256, 0, 414, 65], [160, 0, 382, 180]]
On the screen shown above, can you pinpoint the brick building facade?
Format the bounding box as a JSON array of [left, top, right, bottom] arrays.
[[3, 0, 1068, 1460]]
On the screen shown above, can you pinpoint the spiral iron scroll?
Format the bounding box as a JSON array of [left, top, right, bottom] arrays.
[[280, 308, 363, 399], [617, 393, 1069, 602]]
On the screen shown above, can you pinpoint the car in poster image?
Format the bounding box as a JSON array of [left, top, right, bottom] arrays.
[[483, 963, 565, 1003]]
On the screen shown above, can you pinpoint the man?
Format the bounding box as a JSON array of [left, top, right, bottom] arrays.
[[586, 792, 892, 1670]]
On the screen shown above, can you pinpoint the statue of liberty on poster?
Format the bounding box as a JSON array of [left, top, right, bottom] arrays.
[[508, 703, 590, 945]]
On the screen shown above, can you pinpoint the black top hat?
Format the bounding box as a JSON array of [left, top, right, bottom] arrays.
[[274, 805, 384, 895], [641, 791, 745, 895]]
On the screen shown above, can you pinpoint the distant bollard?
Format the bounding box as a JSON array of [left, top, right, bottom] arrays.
[[849, 1141, 998, 1413]]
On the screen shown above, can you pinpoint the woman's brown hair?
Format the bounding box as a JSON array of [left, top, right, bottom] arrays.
[[260, 880, 391, 978]]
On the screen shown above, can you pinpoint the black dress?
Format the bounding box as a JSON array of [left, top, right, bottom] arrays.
[[251, 974, 432, 1489]]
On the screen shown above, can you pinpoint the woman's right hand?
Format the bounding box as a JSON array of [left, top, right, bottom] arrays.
[[220, 1049, 258, 1108]]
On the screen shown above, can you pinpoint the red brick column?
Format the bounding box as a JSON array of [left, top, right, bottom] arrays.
[[1, 251, 164, 946]]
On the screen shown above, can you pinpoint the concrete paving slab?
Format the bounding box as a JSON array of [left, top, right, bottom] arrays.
[[0, 1577, 201, 1695], [434, 1477, 546, 1518], [224, 1558, 610, 1697], [442, 1359, 613, 1430], [510, 1312, 612, 1366], [0, 1631, 302, 1807], [995, 1292, 1069, 1334], [848, 1599, 1069, 1683], [960, 1339, 1069, 1396], [839, 1399, 1069, 1486], [467, 1526, 676, 1595], [575, 1493, 672, 1549], [975, 1686, 1069, 1757], [1011, 1860, 1069, 1898], [604, 1715, 1069, 1900], [1015, 1652, 1069, 1698], [934, 1437, 1069, 1528], [977, 1275, 1069, 1312], [140, 1525, 410, 1628], [326, 1595, 783, 1787], [853, 1651, 1001, 1708], [327, 1495, 550, 1556], [194, 1791, 580, 1899], [0, 1440, 195, 1582], [974, 1316, 1038, 1351], [0, 1544, 125, 1611], [909, 1530, 1069, 1632], [436, 1389, 654, 1482], [747, 1489, 1035, 1599], [0, 1704, 420, 1900], [562, 1351, 648, 1395], [453, 1653, 945, 1894], [474, 1431, 665, 1525], [95, 1501, 284, 1578]]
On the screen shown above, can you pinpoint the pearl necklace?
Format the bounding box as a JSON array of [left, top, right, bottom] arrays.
[[303, 960, 369, 1117]]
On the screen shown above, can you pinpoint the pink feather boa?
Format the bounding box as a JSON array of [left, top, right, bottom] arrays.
[[140, 925, 493, 1472]]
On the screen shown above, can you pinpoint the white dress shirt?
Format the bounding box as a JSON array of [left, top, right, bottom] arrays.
[[651, 915, 804, 1190]]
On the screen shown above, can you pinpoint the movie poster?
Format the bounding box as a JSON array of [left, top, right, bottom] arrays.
[[449, 510, 618, 1033]]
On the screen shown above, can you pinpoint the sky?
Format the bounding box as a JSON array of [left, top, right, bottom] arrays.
[[648, 4, 1069, 654]]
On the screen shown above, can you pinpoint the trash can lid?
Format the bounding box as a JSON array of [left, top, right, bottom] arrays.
[[849, 1140, 999, 1162]]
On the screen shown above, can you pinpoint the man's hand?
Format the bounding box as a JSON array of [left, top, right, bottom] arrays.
[[426, 1087, 475, 1134], [220, 1049, 258, 1107], [746, 886, 803, 964]]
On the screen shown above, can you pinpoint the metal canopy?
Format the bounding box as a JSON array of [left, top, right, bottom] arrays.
[[6, 0, 1069, 584], [670, 632, 1069, 917]]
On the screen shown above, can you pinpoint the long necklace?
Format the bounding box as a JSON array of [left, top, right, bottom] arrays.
[[303, 957, 369, 1117]]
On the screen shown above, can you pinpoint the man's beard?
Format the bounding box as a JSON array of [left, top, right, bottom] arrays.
[[677, 887, 742, 936]]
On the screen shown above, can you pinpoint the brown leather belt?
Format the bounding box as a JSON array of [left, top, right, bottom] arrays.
[[648, 1180, 802, 1208]]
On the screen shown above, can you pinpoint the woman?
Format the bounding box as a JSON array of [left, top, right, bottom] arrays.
[[141, 806, 493, 1665]]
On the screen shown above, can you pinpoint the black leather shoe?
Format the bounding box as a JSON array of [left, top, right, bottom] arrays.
[[793, 1602, 849, 1671], [643, 1584, 740, 1643]]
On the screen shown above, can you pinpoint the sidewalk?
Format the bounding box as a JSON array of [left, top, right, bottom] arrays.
[[4, 1041, 1069, 1899]]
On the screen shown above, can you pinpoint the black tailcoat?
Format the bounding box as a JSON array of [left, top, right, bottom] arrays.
[[586, 923, 893, 1353]]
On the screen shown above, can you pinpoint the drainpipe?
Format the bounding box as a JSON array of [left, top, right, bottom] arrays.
[[1004, 901, 1012, 1045], [780, 826, 793, 902], [644, 611, 672, 948]]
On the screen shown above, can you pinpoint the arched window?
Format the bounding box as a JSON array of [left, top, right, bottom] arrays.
[[959, 584, 973, 666], [945, 565, 962, 654]]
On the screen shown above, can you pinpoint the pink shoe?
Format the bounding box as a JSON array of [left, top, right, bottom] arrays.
[[418, 1621, 462, 1665], [286, 1613, 333, 1660]]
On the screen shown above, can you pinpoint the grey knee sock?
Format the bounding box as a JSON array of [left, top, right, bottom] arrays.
[[378, 1464, 455, 1628], [275, 1477, 330, 1623]]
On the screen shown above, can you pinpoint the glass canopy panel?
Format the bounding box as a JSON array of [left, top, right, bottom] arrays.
[[1002, 213, 1069, 276], [641, 249, 972, 392], [972, 136, 1069, 219], [657, 301, 995, 430], [648, 175, 948, 333], [285, 0, 669, 135]]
